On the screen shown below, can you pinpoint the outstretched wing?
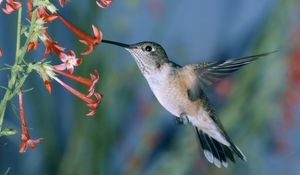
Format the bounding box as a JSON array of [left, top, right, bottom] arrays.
[[191, 51, 276, 87], [182, 52, 273, 166]]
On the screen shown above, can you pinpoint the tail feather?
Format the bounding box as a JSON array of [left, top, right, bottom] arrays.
[[195, 127, 246, 168]]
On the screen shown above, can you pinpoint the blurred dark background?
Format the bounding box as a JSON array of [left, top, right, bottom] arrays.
[[1, 0, 300, 175]]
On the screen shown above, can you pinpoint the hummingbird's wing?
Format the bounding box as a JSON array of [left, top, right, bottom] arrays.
[[192, 51, 276, 87]]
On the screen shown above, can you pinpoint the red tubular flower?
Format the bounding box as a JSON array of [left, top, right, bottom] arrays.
[[25, 1, 60, 54], [44, 40, 65, 56], [27, 0, 58, 22], [27, 40, 38, 51], [44, 80, 53, 93], [18, 92, 43, 153], [53, 50, 82, 74], [86, 92, 102, 116], [37, 7, 58, 22], [56, 13, 103, 55], [53, 69, 99, 96], [43, 30, 65, 57], [52, 76, 102, 116], [87, 70, 100, 97], [2, 0, 21, 14], [96, 0, 112, 8], [0, 48, 2, 57], [27, 0, 32, 19]]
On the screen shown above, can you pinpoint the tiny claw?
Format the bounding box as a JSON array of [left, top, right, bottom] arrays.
[[176, 114, 190, 125]]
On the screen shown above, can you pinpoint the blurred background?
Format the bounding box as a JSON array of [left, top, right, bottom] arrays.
[[0, 0, 299, 174]]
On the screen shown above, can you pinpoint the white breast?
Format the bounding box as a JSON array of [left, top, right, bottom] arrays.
[[143, 65, 229, 146], [144, 66, 184, 117]]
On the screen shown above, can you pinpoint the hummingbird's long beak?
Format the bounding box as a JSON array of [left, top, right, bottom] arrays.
[[101, 40, 131, 48]]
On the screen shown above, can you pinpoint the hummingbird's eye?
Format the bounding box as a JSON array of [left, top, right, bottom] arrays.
[[145, 45, 153, 52]]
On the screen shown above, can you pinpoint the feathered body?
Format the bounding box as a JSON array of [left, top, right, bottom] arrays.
[[102, 39, 274, 167]]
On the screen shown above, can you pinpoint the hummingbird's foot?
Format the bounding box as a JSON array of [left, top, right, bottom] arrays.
[[175, 113, 190, 125], [175, 117, 185, 125]]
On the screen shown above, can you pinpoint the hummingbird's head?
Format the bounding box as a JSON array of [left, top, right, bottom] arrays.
[[102, 40, 169, 74]]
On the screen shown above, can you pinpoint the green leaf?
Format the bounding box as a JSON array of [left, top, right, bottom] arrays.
[[0, 128, 17, 136]]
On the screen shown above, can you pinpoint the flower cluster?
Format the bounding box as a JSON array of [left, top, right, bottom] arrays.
[[0, 0, 112, 153], [1, 0, 21, 14]]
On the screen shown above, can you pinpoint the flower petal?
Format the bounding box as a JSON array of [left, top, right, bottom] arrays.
[[75, 58, 83, 66], [58, 53, 67, 62], [80, 45, 94, 55], [68, 50, 75, 57], [28, 138, 44, 149], [96, 0, 112, 8], [44, 80, 53, 94], [87, 69, 99, 97], [53, 63, 67, 71], [66, 64, 74, 74], [92, 25, 102, 40], [2, 0, 22, 14]]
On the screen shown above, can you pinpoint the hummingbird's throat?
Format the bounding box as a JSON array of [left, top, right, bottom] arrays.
[[126, 50, 148, 74]]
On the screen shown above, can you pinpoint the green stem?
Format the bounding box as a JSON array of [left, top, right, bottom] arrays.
[[17, 11, 37, 65], [0, 7, 23, 132], [0, 91, 11, 132], [9, 67, 32, 99], [0, 7, 34, 132], [0, 65, 32, 132], [15, 7, 22, 63], [0, 6, 46, 135]]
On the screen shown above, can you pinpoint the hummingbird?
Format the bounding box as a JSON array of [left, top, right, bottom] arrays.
[[101, 39, 274, 168]]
